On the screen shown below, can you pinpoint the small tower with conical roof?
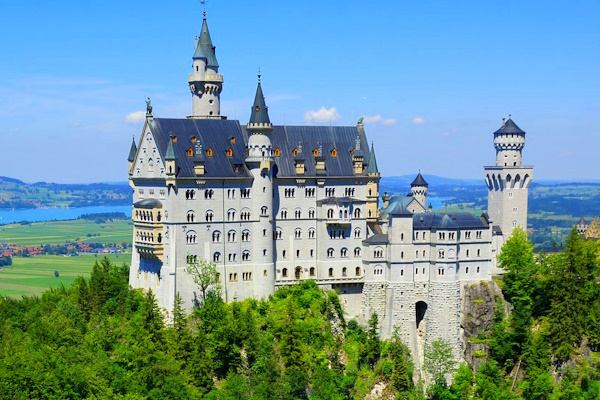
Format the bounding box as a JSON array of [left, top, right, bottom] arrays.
[[188, 10, 224, 119], [410, 172, 428, 209], [128, 136, 137, 177], [165, 134, 178, 189], [366, 141, 380, 222], [484, 116, 533, 238], [245, 73, 275, 299]]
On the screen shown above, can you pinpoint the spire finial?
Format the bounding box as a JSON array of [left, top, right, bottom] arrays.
[[200, 0, 207, 19], [509, 113, 512, 119], [257, 68, 261, 84]]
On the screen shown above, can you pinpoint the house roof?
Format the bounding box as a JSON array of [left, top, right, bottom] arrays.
[[494, 118, 525, 135], [197, 15, 218, 67], [249, 80, 270, 125], [366, 142, 379, 175], [363, 233, 389, 245], [412, 212, 489, 229], [411, 172, 428, 187], [146, 118, 370, 179], [134, 199, 163, 209], [381, 195, 413, 216], [128, 137, 137, 162]]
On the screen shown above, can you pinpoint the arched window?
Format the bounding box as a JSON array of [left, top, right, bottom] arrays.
[[261, 206, 268, 216], [242, 251, 251, 261], [205, 210, 214, 222], [187, 211, 195, 222], [295, 208, 301, 219], [327, 248, 334, 258], [242, 230, 250, 241], [354, 228, 361, 239], [310, 267, 315, 276], [328, 268, 333, 277], [342, 267, 347, 277], [186, 231, 197, 244], [308, 228, 315, 239], [212, 231, 221, 242], [295, 266, 302, 280], [227, 230, 236, 242], [327, 209, 334, 219], [148, 158, 154, 172], [295, 228, 302, 239], [213, 252, 221, 262], [354, 208, 361, 218], [340, 248, 348, 257], [354, 247, 361, 257], [355, 266, 361, 276], [308, 208, 315, 218], [227, 209, 236, 221], [282, 268, 288, 278]]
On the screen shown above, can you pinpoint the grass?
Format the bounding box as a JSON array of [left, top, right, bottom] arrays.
[[0, 254, 129, 298], [0, 219, 133, 246]]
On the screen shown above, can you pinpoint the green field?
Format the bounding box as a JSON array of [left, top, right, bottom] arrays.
[[0, 219, 133, 246], [0, 254, 129, 298]]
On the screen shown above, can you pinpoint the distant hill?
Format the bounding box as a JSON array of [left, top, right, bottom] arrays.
[[0, 176, 132, 209]]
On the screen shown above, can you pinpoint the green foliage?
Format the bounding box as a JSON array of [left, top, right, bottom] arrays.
[[185, 258, 221, 303], [424, 338, 456, 386]]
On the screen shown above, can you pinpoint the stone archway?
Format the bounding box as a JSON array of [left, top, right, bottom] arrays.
[[416, 301, 427, 330]]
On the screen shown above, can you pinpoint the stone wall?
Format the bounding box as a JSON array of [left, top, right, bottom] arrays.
[[362, 282, 387, 327]]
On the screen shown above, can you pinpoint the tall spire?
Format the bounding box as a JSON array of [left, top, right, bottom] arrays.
[[248, 73, 271, 126], [165, 135, 177, 160], [367, 142, 379, 175], [128, 136, 137, 162], [188, 8, 223, 119]]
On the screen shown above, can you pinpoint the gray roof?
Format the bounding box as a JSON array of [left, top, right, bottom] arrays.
[[249, 81, 270, 125], [494, 118, 525, 135], [363, 233, 389, 245], [165, 136, 177, 161], [196, 16, 218, 67], [411, 172, 428, 187], [134, 199, 163, 209], [366, 142, 379, 175], [145, 118, 370, 179], [381, 195, 412, 216], [578, 217, 587, 225], [128, 137, 137, 162], [412, 212, 488, 229]]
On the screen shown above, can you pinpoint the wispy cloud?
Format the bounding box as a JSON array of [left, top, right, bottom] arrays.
[[66, 122, 81, 129], [443, 127, 458, 137], [125, 111, 146, 124], [304, 107, 341, 124], [413, 116, 425, 125], [362, 115, 397, 126]]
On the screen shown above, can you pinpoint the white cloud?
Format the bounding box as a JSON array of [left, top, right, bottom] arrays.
[[413, 117, 425, 125], [304, 107, 341, 124], [125, 111, 146, 124], [363, 115, 382, 123], [66, 122, 81, 129], [382, 118, 397, 126]]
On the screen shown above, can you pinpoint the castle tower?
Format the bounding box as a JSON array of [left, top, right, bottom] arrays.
[[484, 117, 533, 237], [410, 172, 428, 209], [188, 11, 224, 119], [245, 74, 275, 298], [366, 142, 381, 222]]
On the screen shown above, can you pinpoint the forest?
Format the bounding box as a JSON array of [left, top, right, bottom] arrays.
[[0, 228, 599, 399]]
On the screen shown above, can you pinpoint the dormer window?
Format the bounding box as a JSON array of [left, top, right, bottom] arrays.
[[190, 136, 197, 143], [331, 148, 337, 157], [255, 105, 260, 112], [230, 137, 236, 144], [226, 147, 233, 157], [172, 136, 178, 143], [313, 148, 319, 157], [187, 147, 193, 157], [274, 147, 281, 157], [292, 148, 298, 157], [206, 147, 213, 157]]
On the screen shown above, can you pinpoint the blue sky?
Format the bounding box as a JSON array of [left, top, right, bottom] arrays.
[[1, 1, 598, 182]]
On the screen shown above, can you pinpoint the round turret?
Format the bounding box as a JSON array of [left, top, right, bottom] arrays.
[[493, 117, 526, 167]]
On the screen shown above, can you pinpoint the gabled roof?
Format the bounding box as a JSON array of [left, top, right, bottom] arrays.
[[412, 212, 488, 229], [363, 233, 389, 245], [381, 195, 412, 216], [494, 118, 525, 135], [249, 81, 271, 125], [128, 137, 137, 162], [411, 172, 428, 187], [366, 142, 379, 175], [143, 118, 370, 179]]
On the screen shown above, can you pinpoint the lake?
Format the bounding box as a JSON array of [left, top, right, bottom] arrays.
[[0, 197, 452, 225], [0, 205, 132, 225]]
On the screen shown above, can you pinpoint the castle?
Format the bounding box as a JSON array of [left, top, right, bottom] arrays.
[[127, 13, 533, 367]]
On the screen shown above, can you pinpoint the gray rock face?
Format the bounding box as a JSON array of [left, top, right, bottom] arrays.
[[461, 280, 504, 371]]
